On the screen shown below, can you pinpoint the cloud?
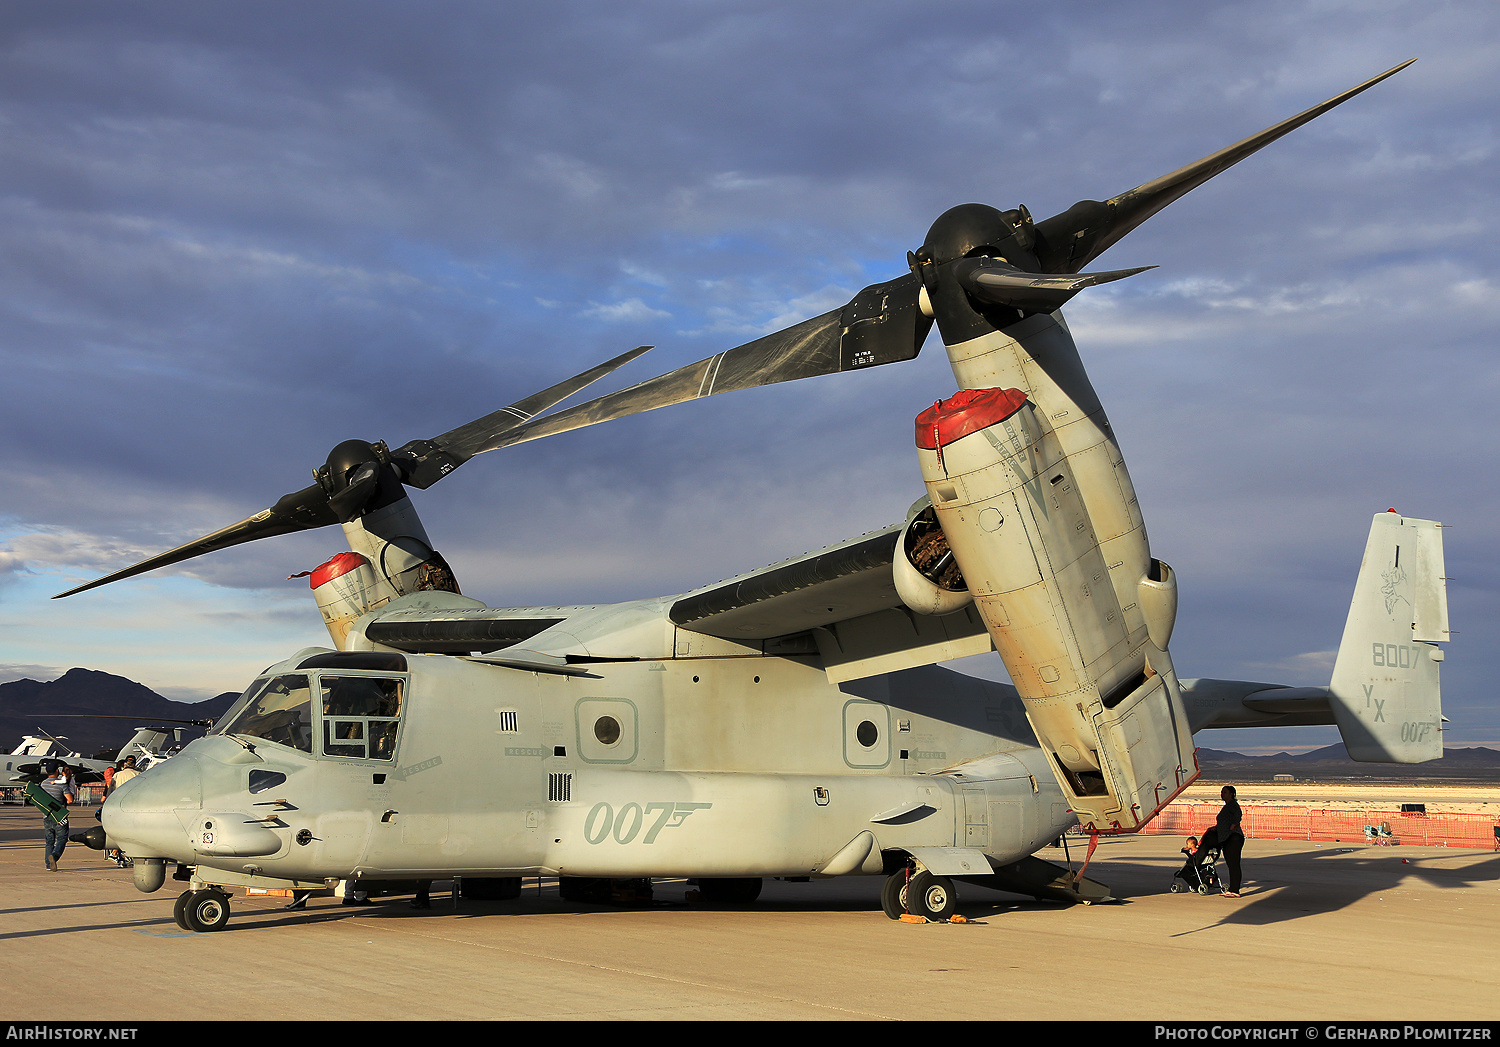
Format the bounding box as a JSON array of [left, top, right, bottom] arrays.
[[580, 297, 672, 322], [0, 663, 64, 685], [1238, 650, 1339, 685], [0, 526, 163, 585]]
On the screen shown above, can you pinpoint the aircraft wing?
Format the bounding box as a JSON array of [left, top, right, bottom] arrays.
[[668, 525, 994, 683], [669, 525, 905, 638], [351, 527, 992, 682]]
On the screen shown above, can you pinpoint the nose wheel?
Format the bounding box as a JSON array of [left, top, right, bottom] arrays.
[[175, 888, 232, 932]]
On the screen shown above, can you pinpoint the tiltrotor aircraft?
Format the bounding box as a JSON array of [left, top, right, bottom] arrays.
[[60, 62, 1448, 932]]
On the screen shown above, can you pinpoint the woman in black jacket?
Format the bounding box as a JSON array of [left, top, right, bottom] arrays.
[[1215, 785, 1245, 897]]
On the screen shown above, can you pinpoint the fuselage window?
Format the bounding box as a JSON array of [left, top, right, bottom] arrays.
[[593, 715, 621, 745], [249, 769, 288, 794], [320, 675, 403, 761], [218, 675, 314, 754]]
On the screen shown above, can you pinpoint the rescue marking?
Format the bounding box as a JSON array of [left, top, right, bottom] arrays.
[[388, 755, 442, 781]]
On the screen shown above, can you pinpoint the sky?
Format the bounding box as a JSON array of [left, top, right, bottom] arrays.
[[1, 1, 1495, 755]]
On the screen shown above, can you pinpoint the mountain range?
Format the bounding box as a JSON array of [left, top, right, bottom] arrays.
[[0, 668, 239, 759], [1195, 744, 1500, 781]]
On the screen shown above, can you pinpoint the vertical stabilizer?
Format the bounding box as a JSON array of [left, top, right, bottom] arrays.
[[1328, 512, 1447, 763], [116, 728, 171, 765]]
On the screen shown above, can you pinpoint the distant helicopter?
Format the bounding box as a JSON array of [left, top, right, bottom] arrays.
[[63, 62, 1446, 932], [5, 720, 211, 790], [1, 733, 113, 801]]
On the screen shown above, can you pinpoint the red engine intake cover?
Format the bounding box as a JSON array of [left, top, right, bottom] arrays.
[[914, 387, 1029, 450], [308, 551, 371, 589]]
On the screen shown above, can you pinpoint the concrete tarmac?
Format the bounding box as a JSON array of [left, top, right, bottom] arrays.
[[2, 805, 1496, 1022]]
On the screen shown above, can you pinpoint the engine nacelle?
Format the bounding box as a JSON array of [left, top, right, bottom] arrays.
[[304, 494, 464, 650], [913, 386, 1196, 833], [892, 497, 973, 616], [1138, 558, 1179, 652], [308, 552, 385, 648]]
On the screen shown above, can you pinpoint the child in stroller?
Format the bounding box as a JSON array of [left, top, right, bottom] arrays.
[[1170, 834, 1222, 894]]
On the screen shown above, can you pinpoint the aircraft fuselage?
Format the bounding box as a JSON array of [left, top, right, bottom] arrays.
[[104, 651, 1075, 888]]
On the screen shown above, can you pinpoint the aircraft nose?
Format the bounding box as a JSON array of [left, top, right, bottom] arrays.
[[102, 751, 203, 862]]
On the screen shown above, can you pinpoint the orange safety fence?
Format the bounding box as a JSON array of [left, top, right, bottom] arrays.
[[1078, 803, 1500, 849]]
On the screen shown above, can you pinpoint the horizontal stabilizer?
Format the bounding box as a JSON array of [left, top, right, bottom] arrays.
[[1178, 679, 1334, 732]]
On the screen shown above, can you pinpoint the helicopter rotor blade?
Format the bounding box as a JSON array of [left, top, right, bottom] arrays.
[[390, 344, 653, 489], [954, 259, 1157, 312], [1032, 59, 1415, 274], [52, 483, 335, 599], [52, 347, 654, 599], [36, 714, 217, 726], [472, 273, 932, 454]]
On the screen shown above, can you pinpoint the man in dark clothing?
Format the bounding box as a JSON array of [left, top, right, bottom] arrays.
[[33, 762, 76, 871]]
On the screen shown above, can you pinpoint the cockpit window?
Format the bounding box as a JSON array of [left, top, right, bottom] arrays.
[[212, 676, 268, 734], [321, 676, 403, 761], [218, 675, 314, 753]]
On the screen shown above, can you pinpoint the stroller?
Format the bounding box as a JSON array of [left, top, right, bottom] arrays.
[[1170, 838, 1222, 895]]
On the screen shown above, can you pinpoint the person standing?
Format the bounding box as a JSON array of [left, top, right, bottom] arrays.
[[36, 762, 76, 871], [1216, 785, 1245, 897], [110, 756, 139, 792]]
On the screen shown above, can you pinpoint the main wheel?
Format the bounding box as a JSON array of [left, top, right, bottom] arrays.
[[881, 870, 911, 919], [172, 890, 194, 930], [1169, 881, 1182, 894], [908, 872, 957, 921], [184, 889, 231, 932]]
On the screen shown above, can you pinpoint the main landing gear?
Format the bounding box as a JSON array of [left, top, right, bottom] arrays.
[[174, 888, 231, 932], [881, 867, 958, 921]]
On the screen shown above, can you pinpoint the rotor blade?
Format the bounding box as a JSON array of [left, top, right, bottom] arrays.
[[954, 258, 1157, 311], [474, 273, 932, 453], [52, 483, 334, 599], [1033, 59, 1416, 274], [389, 344, 653, 489], [33, 727, 68, 747], [37, 714, 216, 726], [53, 347, 657, 597]]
